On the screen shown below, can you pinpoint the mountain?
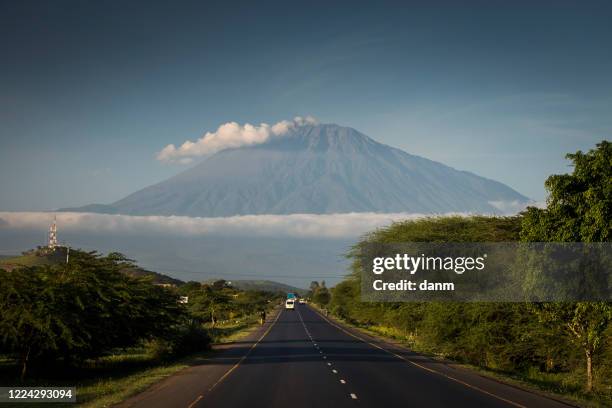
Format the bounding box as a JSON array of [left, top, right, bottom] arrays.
[[63, 123, 529, 216]]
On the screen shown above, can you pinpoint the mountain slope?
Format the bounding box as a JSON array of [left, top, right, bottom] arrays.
[[64, 124, 529, 216]]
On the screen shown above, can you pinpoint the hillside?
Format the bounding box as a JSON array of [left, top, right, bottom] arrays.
[[0, 250, 305, 292], [203, 279, 306, 295], [0, 247, 68, 271], [0, 248, 183, 286]]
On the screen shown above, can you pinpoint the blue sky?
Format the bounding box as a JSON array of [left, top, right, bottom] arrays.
[[1, 0, 611, 210]]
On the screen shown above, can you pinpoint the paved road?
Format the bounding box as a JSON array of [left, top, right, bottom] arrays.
[[120, 305, 573, 408]]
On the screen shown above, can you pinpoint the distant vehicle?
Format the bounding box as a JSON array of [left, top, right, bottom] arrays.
[[287, 293, 296, 299], [299, 298, 306, 304], [285, 299, 295, 310]]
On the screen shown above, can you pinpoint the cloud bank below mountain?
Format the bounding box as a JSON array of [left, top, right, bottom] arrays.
[[0, 211, 472, 239]]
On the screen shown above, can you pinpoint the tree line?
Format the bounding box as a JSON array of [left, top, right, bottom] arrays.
[[322, 141, 611, 396], [0, 253, 280, 381]]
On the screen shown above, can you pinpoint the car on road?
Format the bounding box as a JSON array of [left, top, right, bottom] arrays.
[[299, 298, 306, 304], [285, 299, 295, 310]]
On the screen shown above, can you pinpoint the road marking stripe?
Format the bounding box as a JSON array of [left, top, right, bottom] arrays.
[[187, 308, 283, 407], [313, 307, 526, 408], [297, 307, 359, 401], [187, 395, 203, 408]]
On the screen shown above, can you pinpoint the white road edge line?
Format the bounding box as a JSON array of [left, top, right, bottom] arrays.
[[192, 307, 283, 404], [313, 307, 527, 408]]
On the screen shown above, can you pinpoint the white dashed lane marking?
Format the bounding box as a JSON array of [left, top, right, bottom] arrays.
[[297, 307, 360, 403]]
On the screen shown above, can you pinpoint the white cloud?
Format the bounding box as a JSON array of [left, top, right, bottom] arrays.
[[157, 116, 318, 163], [0, 211, 469, 239]]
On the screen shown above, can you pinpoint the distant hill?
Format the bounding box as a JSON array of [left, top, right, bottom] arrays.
[[0, 250, 304, 292], [0, 248, 183, 286], [61, 123, 530, 216], [121, 267, 184, 286], [0, 247, 68, 271], [204, 279, 306, 295]]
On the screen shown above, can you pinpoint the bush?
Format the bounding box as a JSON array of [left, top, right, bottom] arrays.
[[0, 251, 186, 379], [146, 324, 211, 360], [171, 324, 211, 357]]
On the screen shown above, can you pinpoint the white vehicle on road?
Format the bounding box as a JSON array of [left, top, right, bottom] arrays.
[[299, 298, 306, 304], [285, 299, 295, 310]]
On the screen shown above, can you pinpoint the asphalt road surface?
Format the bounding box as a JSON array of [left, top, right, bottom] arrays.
[[120, 305, 573, 408]]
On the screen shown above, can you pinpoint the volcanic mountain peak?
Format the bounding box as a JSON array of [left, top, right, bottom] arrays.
[[62, 123, 530, 217]]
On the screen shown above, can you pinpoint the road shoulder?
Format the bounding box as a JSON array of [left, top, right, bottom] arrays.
[[115, 307, 282, 408], [308, 305, 578, 408]]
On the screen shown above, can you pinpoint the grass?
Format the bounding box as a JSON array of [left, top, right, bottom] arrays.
[[313, 305, 611, 408], [460, 364, 612, 408], [206, 314, 261, 343], [0, 349, 206, 408], [0, 315, 265, 407], [76, 355, 203, 408]]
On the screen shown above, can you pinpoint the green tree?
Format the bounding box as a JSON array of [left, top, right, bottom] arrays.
[[520, 140, 612, 391], [188, 285, 231, 326], [0, 251, 186, 379], [313, 285, 331, 306], [330, 216, 556, 373]]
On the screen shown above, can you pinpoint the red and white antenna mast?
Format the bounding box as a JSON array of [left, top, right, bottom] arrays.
[[48, 216, 58, 250]]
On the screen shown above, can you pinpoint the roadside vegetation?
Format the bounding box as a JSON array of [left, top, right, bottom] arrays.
[[0, 252, 281, 406], [319, 141, 612, 407]]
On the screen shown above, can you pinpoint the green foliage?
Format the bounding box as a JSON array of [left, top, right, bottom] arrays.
[[309, 281, 331, 306], [147, 323, 211, 359], [313, 287, 331, 306], [332, 216, 536, 366], [521, 140, 611, 243], [520, 140, 612, 391], [0, 250, 281, 383], [178, 280, 280, 326], [363, 215, 522, 243], [329, 207, 611, 400], [0, 251, 188, 379]]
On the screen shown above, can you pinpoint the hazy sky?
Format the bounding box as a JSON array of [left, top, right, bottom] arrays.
[[2, 0, 611, 210]]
